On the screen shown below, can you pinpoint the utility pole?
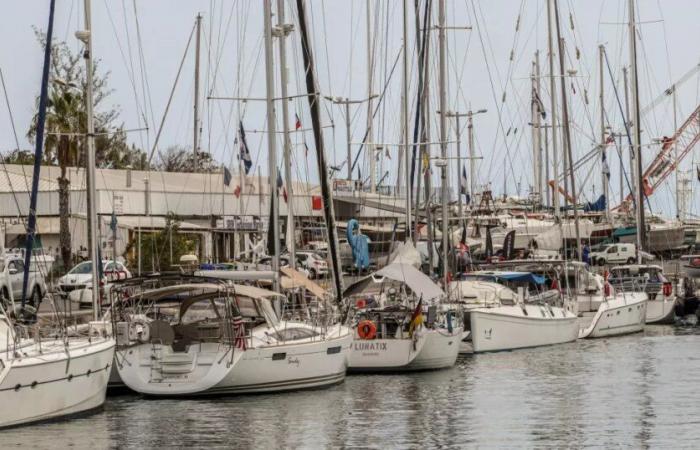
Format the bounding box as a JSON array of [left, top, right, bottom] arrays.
[[366, 0, 376, 193], [80, 0, 100, 319], [193, 13, 202, 171], [628, 0, 646, 258], [546, 0, 560, 218], [599, 45, 610, 220], [438, 0, 449, 284], [263, 0, 280, 291], [275, 0, 295, 267], [402, 0, 412, 241]]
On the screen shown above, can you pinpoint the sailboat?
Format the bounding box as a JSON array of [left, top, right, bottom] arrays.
[[0, 0, 115, 428]]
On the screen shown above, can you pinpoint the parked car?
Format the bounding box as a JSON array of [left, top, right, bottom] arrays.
[[257, 256, 311, 278], [0, 255, 48, 310], [590, 243, 636, 266], [57, 260, 131, 306], [295, 251, 329, 279]]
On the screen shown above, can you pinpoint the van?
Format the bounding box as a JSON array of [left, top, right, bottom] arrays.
[[590, 243, 636, 266]]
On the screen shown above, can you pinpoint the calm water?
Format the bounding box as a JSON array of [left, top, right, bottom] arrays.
[[3, 326, 700, 449]]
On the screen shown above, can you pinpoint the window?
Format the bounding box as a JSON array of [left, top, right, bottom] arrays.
[[69, 262, 93, 274], [607, 246, 617, 254]]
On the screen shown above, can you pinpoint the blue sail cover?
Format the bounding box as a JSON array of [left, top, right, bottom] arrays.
[[584, 194, 607, 212], [346, 218, 370, 269], [471, 271, 546, 285]]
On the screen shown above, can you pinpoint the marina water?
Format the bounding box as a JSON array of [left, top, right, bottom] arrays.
[[2, 325, 698, 448]]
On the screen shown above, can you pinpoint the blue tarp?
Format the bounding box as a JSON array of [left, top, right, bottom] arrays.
[[470, 271, 546, 285], [584, 194, 607, 212]]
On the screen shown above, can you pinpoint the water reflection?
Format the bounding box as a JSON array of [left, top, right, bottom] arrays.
[[2, 326, 700, 448]]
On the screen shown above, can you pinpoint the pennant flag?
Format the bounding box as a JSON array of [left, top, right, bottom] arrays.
[[276, 170, 288, 203], [295, 113, 302, 130], [605, 134, 615, 145], [238, 120, 252, 174], [233, 185, 241, 198], [503, 230, 516, 260], [697, 166, 700, 182], [602, 150, 610, 180], [223, 166, 232, 186], [460, 165, 469, 196]]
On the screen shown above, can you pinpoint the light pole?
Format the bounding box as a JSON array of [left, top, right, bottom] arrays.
[[444, 109, 487, 220], [325, 95, 377, 181]]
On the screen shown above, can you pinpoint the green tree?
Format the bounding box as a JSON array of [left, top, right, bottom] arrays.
[[157, 145, 219, 173], [125, 213, 197, 273], [26, 29, 148, 269]]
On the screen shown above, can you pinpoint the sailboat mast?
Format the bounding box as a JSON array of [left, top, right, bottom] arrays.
[[553, 0, 582, 258], [20, 0, 56, 311], [80, 0, 101, 319], [263, 0, 280, 291], [193, 14, 202, 169], [438, 0, 449, 283], [628, 0, 646, 258], [599, 45, 610, 220], [367, 0, 376, 194], [276, 0, 296, 267], [402, 0, 412, 241], [546, 0, 560, 218], [294, 0, 344, 300]]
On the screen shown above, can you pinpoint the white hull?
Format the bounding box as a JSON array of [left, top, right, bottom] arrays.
[[646, 297, 676, 324], [0, 337, 115, 428], [470, 305, 579, 353], [117, 326, 352, 396], [579, 293, 647, 338], [348, 327, 462, 372]]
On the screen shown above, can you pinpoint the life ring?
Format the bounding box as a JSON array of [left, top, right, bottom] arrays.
[[357, 320, 377, 340], [355, 299, 367, 309]]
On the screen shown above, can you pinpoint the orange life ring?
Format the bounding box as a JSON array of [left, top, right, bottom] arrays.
[[357, 320, 377, 340]]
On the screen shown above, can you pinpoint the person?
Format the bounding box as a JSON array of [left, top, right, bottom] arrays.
[[582, 243, 591, 265]]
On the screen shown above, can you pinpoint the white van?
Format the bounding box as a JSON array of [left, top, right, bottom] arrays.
[[590, 243, 636, 266]]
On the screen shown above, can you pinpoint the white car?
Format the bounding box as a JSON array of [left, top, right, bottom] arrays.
[[590, 243, 637, 266], [58, 260, 131, 305], [296, 251, 329, 279]]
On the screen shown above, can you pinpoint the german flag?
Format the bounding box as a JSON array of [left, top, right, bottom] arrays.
[[408, 298, 424, 337]]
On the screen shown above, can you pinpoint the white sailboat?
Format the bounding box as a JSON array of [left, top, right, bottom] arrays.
[[344, 262, 462, 371], [459, 271, 579, 353], [112, 277, 351, 396], [608, 264, 676, 324]]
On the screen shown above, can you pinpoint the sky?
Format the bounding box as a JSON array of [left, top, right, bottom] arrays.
[[2, 0, 700, 218]]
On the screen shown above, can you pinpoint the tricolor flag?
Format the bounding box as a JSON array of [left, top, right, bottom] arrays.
[[238, 120, 252, 174], [295, 113, 302, 130], [223, 166, 232, 186], [460, 165, 469, 196], [277, 170, 288, 203], [233, 185, 241, 198]]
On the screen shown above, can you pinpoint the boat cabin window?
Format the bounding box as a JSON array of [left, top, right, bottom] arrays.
[[268, 327, 319, 341], [180, 299, 222, 324], [234, 296, 280, 326]]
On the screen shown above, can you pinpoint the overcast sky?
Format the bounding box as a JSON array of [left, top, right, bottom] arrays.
[[2, 1, 700, 217]]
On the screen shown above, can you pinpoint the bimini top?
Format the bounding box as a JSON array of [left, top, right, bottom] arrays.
[[123, 283, 284, 303], [467, 271, 546, 285], [344, 262, 445, 302]]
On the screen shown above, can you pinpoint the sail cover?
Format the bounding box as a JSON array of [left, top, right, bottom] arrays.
[[344, 262, 444, 302]]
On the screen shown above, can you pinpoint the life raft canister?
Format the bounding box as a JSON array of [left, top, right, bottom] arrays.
[[355, 298, 367, 309], [357, 320, 377, 340]]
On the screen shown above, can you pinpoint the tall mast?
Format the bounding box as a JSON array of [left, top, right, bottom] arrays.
[[553, 0, 581, 258], [366, 0, 376, 193], [21, 0, 56, 312], [193, 14, 202, 170], [294, 0, 344, 300], [622, 66, 636, 204], [531, 53, 542, 204], [628, 0, 646, 257], [438, 0, 449, 283], [534, 51, 542, 204], [263, 0, 280, 291], [546, 0, 560, 218], [402, 0, 412, 241], [276, 0, 295, 267], [599, 45, 610, 220], [80, 0, 101, 319]]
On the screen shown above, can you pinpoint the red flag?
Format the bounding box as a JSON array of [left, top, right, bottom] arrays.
[[303, 142, 309, 158], [295, 113, 302, 130], [605, 135, 615, 144], [282, 187, 288, 203], [233, 185, 241, 198]]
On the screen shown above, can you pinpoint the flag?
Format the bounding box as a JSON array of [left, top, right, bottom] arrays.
[[697, 166, 700, 182], [223, 166, 232, 186], [408, 298, 424, 337], [238, 120, 252, 174], [605, 134, 615, 145], [233, 185, 241, 198], [303, 142, 309, 158], [460, 165, 469, 196], [295, 113, 302, 130], [276, 170, 288, 203], [602, 150, 610, 180], [232, 314, 247, 350], [503, 230, 516, 260]]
